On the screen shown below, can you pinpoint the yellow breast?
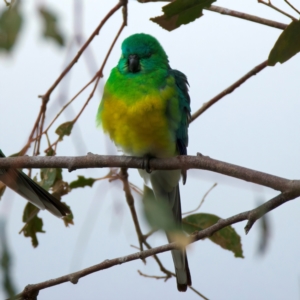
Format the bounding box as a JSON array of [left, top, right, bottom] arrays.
[[101, 83, 178, 158]]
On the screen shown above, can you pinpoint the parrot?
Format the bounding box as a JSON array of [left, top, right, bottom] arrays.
[[0, 149, 70, 218], [97, 33, 192, 291]]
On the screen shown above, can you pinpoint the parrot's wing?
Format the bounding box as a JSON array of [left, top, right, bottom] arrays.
[[169, 69, 191, 156], [0, 150, 70, 218]]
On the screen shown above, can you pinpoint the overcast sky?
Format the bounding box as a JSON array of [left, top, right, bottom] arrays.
[[1, 0, 300, 299]]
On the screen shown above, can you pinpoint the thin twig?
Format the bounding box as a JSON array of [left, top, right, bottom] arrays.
[[39, 1, 124, 105], [258, 0, 298, 21], [138, 1, 288, 30], [190, 60, 268, 122], [138, 270, 172, 281], [284, 0, 300, 14], [207, 5, 288, 30], [119, 168, 145, 254], [21, 1, 124, 156], [9, 192, 294, 300], [182, 183, 217, 216], [188, 286, 210, 300]]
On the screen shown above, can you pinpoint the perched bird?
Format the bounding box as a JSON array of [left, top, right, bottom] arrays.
[[97, 33, 191, 291], [0, 150, 70, 218]]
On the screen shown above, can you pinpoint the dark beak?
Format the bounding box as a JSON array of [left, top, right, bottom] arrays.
[[128, 54, 140, 73]]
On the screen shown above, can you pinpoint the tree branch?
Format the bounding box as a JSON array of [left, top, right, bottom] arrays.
[[206, 5, 287, 30], [190, 60, 268, 122], [0, 153, 293, 192], [9, 191, 298, 300], [137, 1, 288, 30]]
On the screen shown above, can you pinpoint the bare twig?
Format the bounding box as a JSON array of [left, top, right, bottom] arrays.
[[21, 1, 124, 156], [182, 183, 217, 216], [207, 5, 288, 30], [284, 0, 300, 14], [188, 286, 210, 300], [39, 1, 124, 105], [258, 0, 298, 21], [138, 1, 288, 30], [119, 168, 145, 254], [190, 60, 268, 122], [138, 270, 171, 281], [9, 192, 295, 300]]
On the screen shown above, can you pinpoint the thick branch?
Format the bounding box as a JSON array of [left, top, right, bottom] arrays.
[[0, 153, 293, 192], [10, 191, 299, 300]]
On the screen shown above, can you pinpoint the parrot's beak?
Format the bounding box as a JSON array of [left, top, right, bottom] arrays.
[[128, 54, 140, 73]]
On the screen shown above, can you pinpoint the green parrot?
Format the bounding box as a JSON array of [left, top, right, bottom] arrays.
[[0, 150, 70, 218], [97, 33, 192, 291]]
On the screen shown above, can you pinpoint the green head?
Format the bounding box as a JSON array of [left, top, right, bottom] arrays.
[[117, 33, 169, 75]]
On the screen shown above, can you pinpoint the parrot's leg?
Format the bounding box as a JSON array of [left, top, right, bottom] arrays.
[[142, 154, 153, 174]]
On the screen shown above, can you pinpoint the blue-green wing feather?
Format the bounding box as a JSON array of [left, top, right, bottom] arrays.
[[169, 69, 191, 155]]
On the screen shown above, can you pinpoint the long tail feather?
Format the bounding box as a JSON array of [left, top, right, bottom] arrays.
[[0, 150, 70, 218], [149, 169, 192, 291]]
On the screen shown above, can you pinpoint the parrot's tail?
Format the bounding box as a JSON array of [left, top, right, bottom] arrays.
[[167, 186, 192, 292], [148, 169, 192, 291], [0, 150, 70, 218]]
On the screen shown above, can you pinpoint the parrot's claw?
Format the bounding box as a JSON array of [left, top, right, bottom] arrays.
[[142, 155, 152, 173]]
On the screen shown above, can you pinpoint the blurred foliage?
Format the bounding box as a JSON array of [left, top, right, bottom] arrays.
[[151, 0, 216, 31], [0, 3, 22, 52], [55, 121, 74, 140], [0, 2, 65, 53], [70, 175, 96, 189], [22, 202, 44, 248], [268, 20, 300, 66], [183, 213, 244, 258], [143, 185, 179, 232], [39, 7, 65, 46], [0, 218, 17, 298]]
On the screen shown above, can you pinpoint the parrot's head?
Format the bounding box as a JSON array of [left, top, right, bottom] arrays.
[[118, 33, 169, 75]]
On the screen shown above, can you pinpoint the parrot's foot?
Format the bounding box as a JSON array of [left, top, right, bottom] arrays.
[[142, 155, 152, 173]]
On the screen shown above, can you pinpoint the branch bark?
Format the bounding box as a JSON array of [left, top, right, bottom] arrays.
[[0, 153, 293, 192]]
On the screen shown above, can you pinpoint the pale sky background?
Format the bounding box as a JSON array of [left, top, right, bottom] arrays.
[[1, 0, 300, 299]]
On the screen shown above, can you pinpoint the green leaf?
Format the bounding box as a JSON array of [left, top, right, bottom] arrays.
[[142, 185, 178, 232], [69, 175, 96, 189], [55, 121, 73, 140], [40, 168, 57, 191], [39, 7, 65, 46], [0, 218, 17, 297], [268, 20, 300, 66], [46, 147, 56, 156], [0, 4, 23, 52], [183, 213, 244, 258], [22, 203, 45, 248], [0, 182, 6, 200], [151, 0, 215, 31]]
